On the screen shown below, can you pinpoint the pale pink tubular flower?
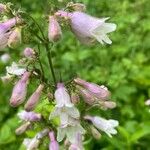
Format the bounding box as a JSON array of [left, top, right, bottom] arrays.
[[9, 71, 31, 107], [25, 84, 44, 111], [74, 78, 110, 100], [17, 110, 41, 122], [48, 15, 62, 42], [0, 17, 22, 50], [84, 115, 119, 138], [55, 10, 116, 45], [23, 47, 35, 58], [49, 131, 59, 150], [7, 27, 21, 48]]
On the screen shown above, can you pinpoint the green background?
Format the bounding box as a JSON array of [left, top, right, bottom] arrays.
[[0, 0, 150, 149]]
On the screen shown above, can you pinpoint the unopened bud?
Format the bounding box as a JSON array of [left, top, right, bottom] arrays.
[[48, 15, 62, 42], [49, 131, 59, 150], [8, 27, 21, 48], [74, 78, 110, 100], [23, 47, 35, 58], [0, 53, 10, 63], [0, 3, 7, 13], [37, 128, 49, 139], [15, 122, 31, 135], [67, 2, 86, 12], [71, 92, 80, 104], [23, 137, 40, 150], [90, 126, 101, 140], [102, 101, 116, 109], [78, 87, 95, 105], [17, 110, 42, 122], [25, 84, 44, 111], [10, 72, 31, 107]]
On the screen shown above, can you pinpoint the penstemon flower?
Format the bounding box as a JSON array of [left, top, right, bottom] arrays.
[[50, 83, 80, 126], [1, 2, 119, 149], [55, 10, 116, 45], [6, 62, 26, 76], [84, 115, 119, 138]]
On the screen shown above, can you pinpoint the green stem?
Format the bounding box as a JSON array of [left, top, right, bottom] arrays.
[[45, 43, 57, 86]]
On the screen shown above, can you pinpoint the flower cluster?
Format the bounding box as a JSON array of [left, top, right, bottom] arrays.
[[0, 2, 118, 150]]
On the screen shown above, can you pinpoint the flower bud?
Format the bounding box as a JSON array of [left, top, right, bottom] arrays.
[[49, 131, 59, 150], [23, 137, 40, 150], [100, 101, 116, 109], [90, 126, 101, 140], [25, 84, 44, 111], [71, 92, 80, 104], [1, 74, 13, 83], [0, 53, 10, 63], [17, 110, 42, 121], [67, 2, 86, 12], [15, 122, 31, 135], [8, 27, 21, 48], [37, 128, 49, 139], [23, 47, 35, 58], [48, 15, 62, 42], [0, 3, 7, 13], [74, 78, 110, 100], [78, 87, 95, 105], [9, 72, 31, 107]]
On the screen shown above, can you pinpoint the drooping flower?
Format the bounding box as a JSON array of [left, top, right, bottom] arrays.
[[25, 84, 44, 111], [7, 27, 21, 48], [6, 62, 26, 76], [9, 71, 30, 107], [84, 115, 118, 138], [0, 53, 10, 63], [48, 15, 62, 42], [49, 131, 59, 150], [0, 17, 22, 50], [57, 118, 85, 143], [50, 83, 80, 126], [23, 47, 35, 58], [55, 11, 116, 45], [17, 110, 41, 122]]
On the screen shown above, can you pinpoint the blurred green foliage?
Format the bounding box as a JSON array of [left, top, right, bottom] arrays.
[[0, 0, 150, 149]]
